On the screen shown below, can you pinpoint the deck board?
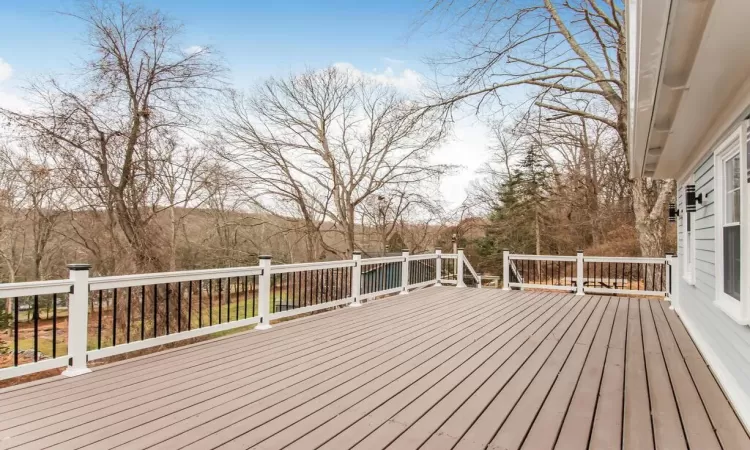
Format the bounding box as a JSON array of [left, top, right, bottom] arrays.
[[0, 287, 747, 450]]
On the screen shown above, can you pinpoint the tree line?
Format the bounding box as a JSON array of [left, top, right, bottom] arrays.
[[0, 0, 676, 288], [0, 1, 456, 291]]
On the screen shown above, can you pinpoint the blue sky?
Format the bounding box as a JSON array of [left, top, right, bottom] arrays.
[[0, 0, 446, 86], [0, 0, 488, 207]]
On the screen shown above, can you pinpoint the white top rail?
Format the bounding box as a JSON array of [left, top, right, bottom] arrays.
[[408, 254, 439, 261], [509, 254, 577, 262], [268, 259, 356, 274], [583, 256, 668, 264], [360, 256, 405, 265], [0, 279, 73, 299], [90, 266, 264, 291]]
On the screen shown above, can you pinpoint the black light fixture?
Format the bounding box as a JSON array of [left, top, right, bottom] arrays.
[[668, 203, 678, 222], [685, 185, 702, 212]]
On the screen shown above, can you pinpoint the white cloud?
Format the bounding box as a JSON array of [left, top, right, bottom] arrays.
[[184, 45, 205, 55], [382, 57, 406, 66], [332, 62, 492, 209], [0, 58, 12, 83], [431, 117, 492, 208], [333, 62, 423, 92]]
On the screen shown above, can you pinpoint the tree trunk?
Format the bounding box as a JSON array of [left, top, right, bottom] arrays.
[[632, 178, 672, 257]]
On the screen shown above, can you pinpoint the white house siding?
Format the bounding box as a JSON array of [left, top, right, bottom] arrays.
[[676, 151, 750, 427]]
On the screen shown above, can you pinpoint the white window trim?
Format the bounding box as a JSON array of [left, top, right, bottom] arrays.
[[713, 125, 749, 325], [681, 178, 696, 285]]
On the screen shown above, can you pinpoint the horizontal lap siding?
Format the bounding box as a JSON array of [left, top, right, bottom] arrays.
[[677, 152, 750, 428]]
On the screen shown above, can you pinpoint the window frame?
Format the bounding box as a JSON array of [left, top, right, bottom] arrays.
[[681, 177, 696, 285], [713, 125, 749, 325]]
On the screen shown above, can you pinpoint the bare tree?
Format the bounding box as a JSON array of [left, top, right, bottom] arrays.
[[0, 1, 224, 271], [422, 0, 671, 256], [360, 186, 442, 255], [154, 138, 208, 270], [220, 66, 451, 259], [0, 146, 27, 316]]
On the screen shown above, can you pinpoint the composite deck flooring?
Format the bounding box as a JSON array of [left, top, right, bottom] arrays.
[[0, 287, 748, 449]]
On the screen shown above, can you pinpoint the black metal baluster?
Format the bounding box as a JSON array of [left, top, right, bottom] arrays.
[[629, 263, 633, 290], [112, 289, 118, 345], [141, 285, 145, 341], [127, 286, 132, 343], [308, 272, 313, 306], [14, 298, 18, 366], [337, 269, 341, 298], [636, 263, 640, 291], [153, 284, 158, 338], [217, 278, 223, 324], [319, 270, 324, 304], [209, 279, 213, 326], [271, 274, 276, 313], [198, 280, 203, 328], [252, 276, 257, 316], [293, 271, 298, 309], [244, 276, 248, 318], [165, 284, 170, 335], [341, 267, 346, 298], [285, 272, 290, 311], [177, 282, 182, 332], [334, 268, 339, 299], [188, 281, 193, 331], [226, 277, 231, 323], [52, 293, 57, 358], [33, 295, 38, 362], [328, 269, 333, 301], [97, 290, 103, 349], [328, 269, 333, 302]]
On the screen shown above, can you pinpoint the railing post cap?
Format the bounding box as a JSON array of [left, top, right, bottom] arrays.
[[577, 249, 584, 253], [352, 251, 362, 255], [401, 248, 409, 253], [67, 263, 91, 271], [259, 255, 272, 260], [457, 247, 465, 251], [665, 252, 673, 256], [503, 248, 509, 252]]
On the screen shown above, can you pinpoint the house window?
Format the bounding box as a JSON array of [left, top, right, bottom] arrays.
[[723, 153, 741, 300], [714, 125, 747, 324]]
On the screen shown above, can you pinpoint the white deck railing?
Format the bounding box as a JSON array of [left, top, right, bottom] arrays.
[[502, 250, 674, 298], [0, 249, 479, 381]]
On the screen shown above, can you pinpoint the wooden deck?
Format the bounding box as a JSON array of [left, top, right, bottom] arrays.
[[0, 287, 748, 450]]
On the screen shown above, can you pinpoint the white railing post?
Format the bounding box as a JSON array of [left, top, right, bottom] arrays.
[[350, 251, 362, 307], [576, 250, 585, 295], [434, 249, 442, 286], [457, 248, 467, 288], [502, 249, 510, 290], [62, 263, 92, 378], [256, 255, 272, 330], [665, 253, 673, 301], [400, 249, 410, 295], [670, 254, 679, 311]]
